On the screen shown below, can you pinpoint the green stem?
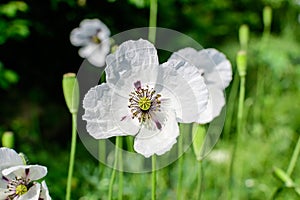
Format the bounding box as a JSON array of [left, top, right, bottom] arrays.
[[287, 134, 300, 176], [152, 155, 157, 200], [237, 76, 246, 135], [148, 0, 158, 199], [118, 138, 123, 200], [196, 161, 203, 200], [223, 71, 239, 139], [126, 136, 134, 152], [99, 140, 106, 173], [66, 113, 77, 200], [228, 75, 246, 199], [108, 137, 121, 200], [177, 133, 183, 199], [148, 0, 157, 44]]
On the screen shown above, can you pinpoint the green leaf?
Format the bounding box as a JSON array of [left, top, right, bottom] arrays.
[[273, 166, 294, 187], [0, 1, 28, 17], [192, 124, 206, 161], [3, 69, 19, 84]]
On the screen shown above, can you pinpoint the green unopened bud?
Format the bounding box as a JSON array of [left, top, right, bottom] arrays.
[[239, 24, 249, 51], [2, 131, 14, 148], [192, 124, 206, 161], [77, 0, 86, 6], [236, 51, 247, 77], [263, 6, 272, 29], [63, 73, 79, 114], [111, 44, 118, 53]]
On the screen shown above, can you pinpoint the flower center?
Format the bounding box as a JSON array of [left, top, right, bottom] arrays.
[[91, 35, 101, 44], [15, 184, 28, 196], [138, 97, 151, 111], [128, 81, 161, 124]]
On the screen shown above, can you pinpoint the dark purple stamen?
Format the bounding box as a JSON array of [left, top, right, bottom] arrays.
[[134, 81, 141, 91], [154, 120, 162, 130], [121, 116, 127, 121], [2, 176, 9, 182], [25, 168, 30, 176]]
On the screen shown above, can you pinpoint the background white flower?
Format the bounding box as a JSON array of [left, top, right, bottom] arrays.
[[70, 18, 111, 67], [82, 39, 209, 157], [0, 147, 51, 200], [169, 47, 232, 123]]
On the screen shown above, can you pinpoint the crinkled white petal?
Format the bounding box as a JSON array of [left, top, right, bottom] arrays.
[[0, 147, 23, 171], [169, 47, 199, 65], [40, 181, 51, 200], [109, 64, 159, 97], [134, 110, 179, 158], [202, 48, 232, 89], [197, 86, 225, 123], [19, 183, 41, 200], [82, 84, 128, 139], [105, 39, 159, 84], [0, 178, 6, 189], [163, 59, 209, 122], [110, 92, 141, 136], [2, 165, 47, 181], [0, 188, 7, 199], [79, 19, 110, 38], [156, 63, 208, 123], [70, 27, 91, 46], [80, 39, 110, 67], [70, 18, 110, 47], [169, 47, 232, 90], [78, 43, 98, 58]]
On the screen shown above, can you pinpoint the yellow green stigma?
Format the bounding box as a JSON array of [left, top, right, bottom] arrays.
[[138, 97, 151, 111], [15, 184, 28, 196]]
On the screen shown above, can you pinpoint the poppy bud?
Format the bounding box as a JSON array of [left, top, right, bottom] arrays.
[[63, 73, 79, 114], [2, 131, 14, 148], [236, 51, 247, 77]]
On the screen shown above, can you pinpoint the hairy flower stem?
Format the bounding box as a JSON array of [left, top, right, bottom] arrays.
[[66, 113, 77, 200], [108, 137, 121, 200], [196, 161, 204, 200], [177, 133, 183, 199], [223, 72, 239, 139], [229, 70, 246, 199], [98, 140, 106, 172], [152, 155, 157, 200], [118, 138, 123, 200], [287, 135, 300, 176], [148, 0, 158, 199], [148, 0, 157, 44], [99, 73, 107, 173]]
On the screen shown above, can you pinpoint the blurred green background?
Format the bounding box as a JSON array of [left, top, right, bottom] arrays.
[[0, 0, 300, 199]]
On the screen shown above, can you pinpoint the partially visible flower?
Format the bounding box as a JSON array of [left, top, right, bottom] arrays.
[[0, 147, 51, 200], [169, 48, 232, 123], [82, 39, 209, 158], [70, 19, 111, 67]]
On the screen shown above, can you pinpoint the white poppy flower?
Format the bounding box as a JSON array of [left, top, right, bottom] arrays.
[[70, 19, 111, 67], [169, 48, 232, 123], [82, 39, 209, 158], [0, 148, 51, 200]]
